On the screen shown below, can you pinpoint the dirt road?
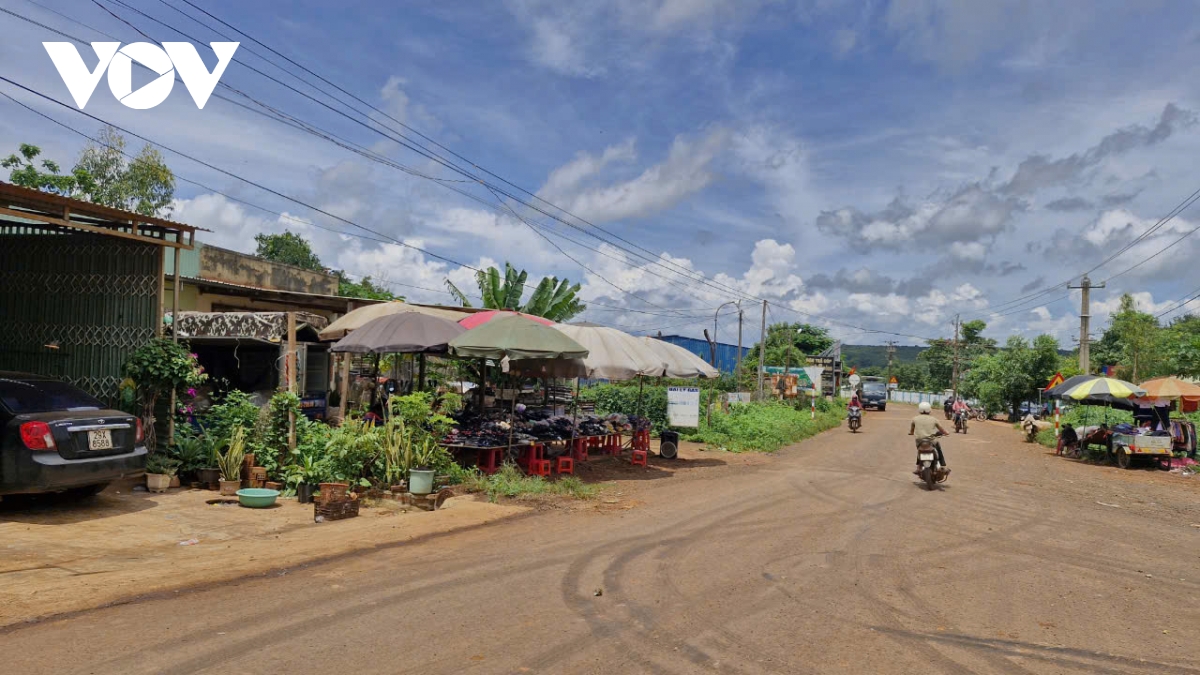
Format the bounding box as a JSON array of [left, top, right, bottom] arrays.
[[5, 406, 1200, 674]]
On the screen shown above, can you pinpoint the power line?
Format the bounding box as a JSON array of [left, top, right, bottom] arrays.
[[6, 3, 952, 342], [39, 0, 761, 311], [102, 0, 765, 308]]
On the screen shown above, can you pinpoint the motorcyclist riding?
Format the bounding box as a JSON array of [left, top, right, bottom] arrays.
[[847, 394, 863, 430], [952, 397, 969, 430], [909, 402, 949, 474]]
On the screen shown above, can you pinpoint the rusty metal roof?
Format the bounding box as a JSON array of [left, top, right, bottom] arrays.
[[0, 181, 205, 249]]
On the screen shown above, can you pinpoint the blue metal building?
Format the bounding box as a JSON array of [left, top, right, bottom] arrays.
[[655, 335, 748, 374]]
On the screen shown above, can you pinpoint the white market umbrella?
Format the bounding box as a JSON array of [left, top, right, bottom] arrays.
[[640, 337, 720, 379], [319, 301, 473, 341], [554, 324, 666, 380]]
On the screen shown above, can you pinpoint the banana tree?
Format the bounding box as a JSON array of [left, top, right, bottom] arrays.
[[445, 262, 586, 322]]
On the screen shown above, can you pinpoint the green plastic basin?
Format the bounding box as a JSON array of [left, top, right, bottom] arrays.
[[236, 488, 280, 508]]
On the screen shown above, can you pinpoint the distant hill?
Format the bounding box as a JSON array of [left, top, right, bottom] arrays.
[[841, 344, 925, 369]]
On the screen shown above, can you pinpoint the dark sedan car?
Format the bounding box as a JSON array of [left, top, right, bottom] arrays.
[[0, 372, 147, 498]]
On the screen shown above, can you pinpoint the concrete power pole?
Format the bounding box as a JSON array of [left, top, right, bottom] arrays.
[[756, 300, 767, 400], [1068, 275, 1105, 374], [735, 303, 744, 388], [885, 340, 896, 383], [951, 315, 961, 400]]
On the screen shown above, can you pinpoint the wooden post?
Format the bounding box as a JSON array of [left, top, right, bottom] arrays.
[[418, 353, 427, 393], [338, 353, 350, 422], [155, 229, 165, 337], [167, 242, 182, 446], [286, 312, 297, 452]]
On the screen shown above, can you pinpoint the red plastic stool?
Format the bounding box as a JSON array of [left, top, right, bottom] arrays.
[[572, 437, 589, 462], [477, 447, 502, 474], [527, 459, 552, 477], [606, 434, 622, 454], [630, 449, 648, 467], [555, 456, 574, 475]]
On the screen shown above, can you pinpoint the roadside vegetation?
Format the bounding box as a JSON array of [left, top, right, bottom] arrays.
[[684, 401, 845, 453], [460, 464, 599, 502]]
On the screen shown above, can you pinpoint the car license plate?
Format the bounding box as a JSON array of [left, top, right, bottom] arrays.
[[88, 429, 113, 450], [919, 452, 935, 462]]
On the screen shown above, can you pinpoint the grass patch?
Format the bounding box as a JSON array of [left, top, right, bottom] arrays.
[[460, 463, 599, 503], [683, 401, 845, 453]]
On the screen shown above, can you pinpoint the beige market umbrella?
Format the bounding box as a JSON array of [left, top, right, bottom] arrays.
[[640, 337, 720, 378], [319, 301, 472, 341], [554, 324, 666, 380]]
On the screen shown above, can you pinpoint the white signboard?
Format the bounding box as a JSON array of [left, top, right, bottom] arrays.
[[726, 392, 752, 404], [802, 366, 824, 392], [668, 387, 701, 427], [849, 374, 861, 386]]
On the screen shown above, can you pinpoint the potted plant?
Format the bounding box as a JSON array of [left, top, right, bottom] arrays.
[[168, 432, 209, 484], [145, 454, 179, 493], [215, 426, 247, 496], [408, 438, 438, 496]]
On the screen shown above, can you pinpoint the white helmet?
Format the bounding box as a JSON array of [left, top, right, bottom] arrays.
[[918, 402, 932, 414]]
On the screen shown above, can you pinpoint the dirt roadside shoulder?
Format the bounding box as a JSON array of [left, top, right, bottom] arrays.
[[0, 490, 527, 629]]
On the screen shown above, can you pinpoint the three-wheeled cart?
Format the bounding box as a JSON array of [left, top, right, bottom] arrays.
[[1111, 433, 1173, 469]]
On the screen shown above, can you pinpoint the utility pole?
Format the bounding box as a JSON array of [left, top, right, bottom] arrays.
[[951, 314, 960, 400], [783, 325, 794, 400], [885, 340, 896, 383], [1068, 275, 1105, 374], [735, 302, 744, 389], [756, 300, 767, 401]]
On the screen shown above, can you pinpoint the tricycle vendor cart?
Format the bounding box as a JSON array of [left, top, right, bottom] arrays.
[[1111, 433, 1172, 469]]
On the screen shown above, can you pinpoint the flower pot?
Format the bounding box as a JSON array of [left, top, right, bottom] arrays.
[[219, 479, 241, 496], [169, 475, 181, 488], [197, 468, 220, 490], [265, 481, 282, 491], [408, 469, 435, 496], [146, 473, 171, 493], [318, 482, 349, 503], [297, 483, 315, 504]]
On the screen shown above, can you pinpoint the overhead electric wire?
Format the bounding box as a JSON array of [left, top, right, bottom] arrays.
[[5, 2, 949, 342], [97, 0, 764, 308], [163, 0, 745, 297], [52, 0, 760, 311]]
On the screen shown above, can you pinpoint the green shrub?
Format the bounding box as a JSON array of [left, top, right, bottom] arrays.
[[683, 401, 843, 452], [461, 463, 599, 502]]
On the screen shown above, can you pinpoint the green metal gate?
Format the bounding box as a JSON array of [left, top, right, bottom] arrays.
[[0, 228, 160, 401]]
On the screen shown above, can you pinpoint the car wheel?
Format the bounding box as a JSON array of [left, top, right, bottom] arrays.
[[879, 405, 885, 412]]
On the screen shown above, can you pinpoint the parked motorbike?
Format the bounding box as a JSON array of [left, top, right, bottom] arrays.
[[954, 412, 968, 434], [972, 407, 988, 421], [1024, 423, 1039, 443], [847, 406, 862, 433], [916, 435, 949, 491]]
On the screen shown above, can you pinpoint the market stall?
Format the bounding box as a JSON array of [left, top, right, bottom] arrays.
[[329, 311, 467, 403], [1055, 376, 1151, 465], [444, 314, 590, 476], [1134, 377, 1200, 459]]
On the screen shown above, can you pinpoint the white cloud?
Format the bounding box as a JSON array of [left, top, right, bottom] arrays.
[[539, 138, 637, 201], [949, 241, 986, 261], [543, 128, 729, 223]]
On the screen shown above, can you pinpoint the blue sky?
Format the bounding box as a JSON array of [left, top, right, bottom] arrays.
[[3, 0, 1200, 345]]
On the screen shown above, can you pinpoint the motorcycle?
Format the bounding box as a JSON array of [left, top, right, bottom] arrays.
[[972, 407, 988, 421], [944, 402, 953, 420], [1024, 424, 1039, 443], [953, 411, 968, 434], [847, 406, 862, 433], [916, 435, 949, 491]]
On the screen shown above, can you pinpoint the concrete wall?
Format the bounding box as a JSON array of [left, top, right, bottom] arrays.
[[199, 245, 338, 295]]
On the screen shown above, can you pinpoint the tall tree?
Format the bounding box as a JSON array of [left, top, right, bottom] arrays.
[[3, 143, 95, 197], [445, 262, 586, 322], [1091, 293, 1164, 380], [254, 231, 325, 270], [74, 126, 176, 216], [917, 319, 996, 390], [962, 334, 1061, 419], [745, 322, 835, 367]]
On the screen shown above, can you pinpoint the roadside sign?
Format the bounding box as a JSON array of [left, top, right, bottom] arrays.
[[667, 387, 700, 427], [849, 374, 861, 386], [1044, 372, 1064, 391], [888, 376, 898, 385]]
